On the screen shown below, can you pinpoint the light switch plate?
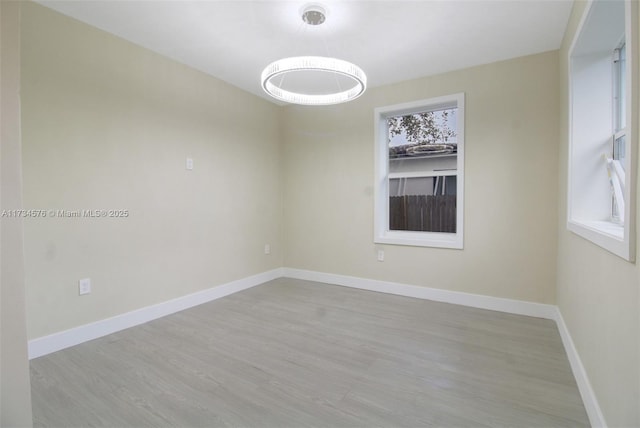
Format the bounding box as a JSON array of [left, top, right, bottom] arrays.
[[79, 278, 91, 295]]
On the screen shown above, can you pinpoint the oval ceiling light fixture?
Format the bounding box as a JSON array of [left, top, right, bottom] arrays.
[[260, 4, 367, 106]]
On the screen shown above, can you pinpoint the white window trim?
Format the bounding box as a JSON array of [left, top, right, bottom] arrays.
[[567, 0, 637, 262], [374, 93, 465, 249], [389, 170, 457, 180]]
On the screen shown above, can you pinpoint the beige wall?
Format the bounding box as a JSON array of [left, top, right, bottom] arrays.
[[20, 2, 283, 339], [283, 51, 559, 304], [20, 2, 639, 425], [556, 2, 640, 427], [1, 1, 34, 425]]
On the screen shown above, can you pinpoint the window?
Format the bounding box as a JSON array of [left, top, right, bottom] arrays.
[[374, 93, 464, 249], [568, 0, 637, 261], [610, 42, 626, 222]]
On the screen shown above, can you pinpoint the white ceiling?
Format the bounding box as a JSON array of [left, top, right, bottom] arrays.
[[36, 0, 574, 105]]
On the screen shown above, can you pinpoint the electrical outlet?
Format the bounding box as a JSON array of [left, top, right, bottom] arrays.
[[377, 250, 384, 262], [79, 278, 91, 295], [264, 244, 271, 255], [186, 157, 194, 170]]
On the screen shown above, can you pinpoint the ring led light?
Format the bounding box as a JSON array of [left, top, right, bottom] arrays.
[[260, 56, 367, 106], [260, 4, 367, 106]]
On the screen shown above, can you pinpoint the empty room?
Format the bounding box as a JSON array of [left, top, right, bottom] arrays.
[[1, 0, 639, 427]]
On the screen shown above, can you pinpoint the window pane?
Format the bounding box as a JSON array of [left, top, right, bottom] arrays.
[[614, 43, 626, 132], [387, 107, 458, 234], [614, 133, 626, 170], [388, 108, 458, 153], [389, 176, 457, 233], [612, 133, 625, 221]]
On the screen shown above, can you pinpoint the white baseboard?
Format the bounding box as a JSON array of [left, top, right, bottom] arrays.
[[282, 267, 557, 320], [283, 267, 604, 428], [553, 308, 607, 428], [28, 268, 283, 360]]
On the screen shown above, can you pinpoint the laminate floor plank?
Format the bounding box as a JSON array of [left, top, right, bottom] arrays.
[[30, 278, 590, 427]]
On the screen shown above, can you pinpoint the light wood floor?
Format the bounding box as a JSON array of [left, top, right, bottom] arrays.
[[30, 278, 589, 427]]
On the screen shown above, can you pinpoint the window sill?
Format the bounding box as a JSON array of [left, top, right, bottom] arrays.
[[573, 219, 623, 239], [375, 230, 463, 249], [567, 219, 633, 261]]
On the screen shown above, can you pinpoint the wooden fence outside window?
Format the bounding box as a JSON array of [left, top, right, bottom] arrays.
[[389, 195, 456, 233]]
